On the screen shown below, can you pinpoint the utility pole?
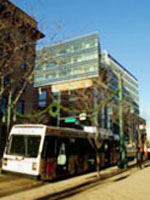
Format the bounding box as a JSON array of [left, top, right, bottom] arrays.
[[93, 88, 98, 126], [57, 91, 61, 127], [118, 74, 127, 169], [129, 104, 134, 146]]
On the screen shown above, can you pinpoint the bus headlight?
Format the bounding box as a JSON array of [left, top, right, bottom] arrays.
[[32, 162, 37, 171]]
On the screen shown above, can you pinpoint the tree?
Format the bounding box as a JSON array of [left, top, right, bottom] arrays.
[[0, 0, 44, 156], [46, 63, 119, 177]]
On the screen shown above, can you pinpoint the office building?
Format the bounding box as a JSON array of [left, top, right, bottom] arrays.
[[34, 33, 143, 142]]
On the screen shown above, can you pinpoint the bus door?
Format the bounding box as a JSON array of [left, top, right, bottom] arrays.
[[41, 136, 57, 180], [41, 136, 68, 179]]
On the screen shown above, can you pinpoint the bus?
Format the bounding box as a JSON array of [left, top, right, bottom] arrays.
[[2, 124, 138, 180], [2, 124, 98, 180]]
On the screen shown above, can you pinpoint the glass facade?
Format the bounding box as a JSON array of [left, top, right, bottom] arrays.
[[18, 100, 24, 114], [38, 91, 47, 108], [1, 96, 7, 113], [101, 51, 139, 114], [34, 33, 100, 87]]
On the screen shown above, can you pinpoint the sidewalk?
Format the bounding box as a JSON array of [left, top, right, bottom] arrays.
[[0, 164, 138, 200], [66, 164, 150, 200]]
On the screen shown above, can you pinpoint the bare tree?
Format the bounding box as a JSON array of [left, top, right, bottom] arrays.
[[46, 64, 119, 177], [0, 0, 46, 157]]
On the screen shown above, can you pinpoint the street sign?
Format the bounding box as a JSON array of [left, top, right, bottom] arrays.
[[84, 126, 97, 133], [79, 113, 86, 121], [65, 118, 76, 123]]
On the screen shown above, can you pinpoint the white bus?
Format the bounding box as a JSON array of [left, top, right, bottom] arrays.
[[2, 124, 138, 179], [2, 124, 97, 180]]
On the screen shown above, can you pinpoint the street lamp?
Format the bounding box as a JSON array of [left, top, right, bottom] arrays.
[[118, 74, 127, 169]]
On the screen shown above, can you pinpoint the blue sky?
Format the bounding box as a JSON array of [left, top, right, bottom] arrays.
[[12, 0, 150, 134]]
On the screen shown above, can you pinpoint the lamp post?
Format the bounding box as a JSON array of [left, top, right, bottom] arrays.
[[137, 124, 141, 166], [118, 74, 127, 169], [129, 104, 134, 146]]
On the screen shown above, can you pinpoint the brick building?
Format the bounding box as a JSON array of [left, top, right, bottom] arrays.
[[0, 0, 44, 156]]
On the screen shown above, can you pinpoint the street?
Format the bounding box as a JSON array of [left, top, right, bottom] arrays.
[[0, 173, 43, 198], [0, 161, 149, 200], [0, 165, 123, 199], [65, 163, 150, 200]]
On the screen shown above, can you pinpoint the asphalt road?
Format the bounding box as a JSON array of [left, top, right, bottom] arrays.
[[65, 163, 150, 200], [0, 160, 147, 200]]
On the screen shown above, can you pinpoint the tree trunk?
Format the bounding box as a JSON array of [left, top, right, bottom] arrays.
[[96, 151, 101, 178]]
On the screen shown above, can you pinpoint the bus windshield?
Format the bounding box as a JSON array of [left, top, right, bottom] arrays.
[[6, 135, 41, 158]]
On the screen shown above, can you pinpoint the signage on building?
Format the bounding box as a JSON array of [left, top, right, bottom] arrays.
[[34, 33, 100, 88], [51, 79, 93, 92]]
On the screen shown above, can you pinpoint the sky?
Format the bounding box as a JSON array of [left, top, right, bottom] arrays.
[[12, 0, 150, 134]]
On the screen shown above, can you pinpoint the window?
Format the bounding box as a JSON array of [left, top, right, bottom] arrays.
[[101, 107, 105, 128], [20, 79, 24, 89], [18, 101, 24, 114], [85, 43, 90, 48], [1, 96, 7, 113], [38, 91, 46, 108], [42, 136, 57, 158], [0, 2, 7, 13], [59, 47, 67, 55], [20, 58, 26, 69], [4, 75, 9, 86], [7, 135, 41, 158], [0, 47, 2, 57]]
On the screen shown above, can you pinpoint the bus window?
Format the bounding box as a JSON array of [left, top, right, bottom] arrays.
[[68, 138, 76, 155], [42, 136, 57, 158], [7, 135, 41, 158]]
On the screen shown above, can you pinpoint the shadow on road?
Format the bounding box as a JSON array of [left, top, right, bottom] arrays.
[[114, 174, 130, 182], [143, 163, 150, 168]]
